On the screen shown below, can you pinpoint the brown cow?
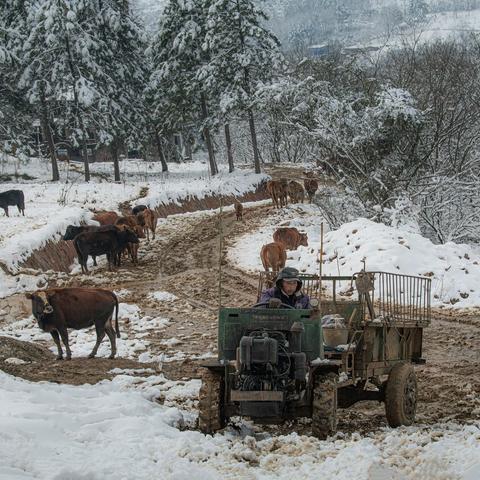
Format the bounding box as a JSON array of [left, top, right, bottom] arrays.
[[137, 208, 157, 241], [288, 181, 305, 204], [92, 211, 118, 225], [26, 288, 119, 360], [266, 180, 280, 209], [266, 179, 288, 209], [234, 200, 243, 220], [278, 178, 289, 207], [115, 215, 138, 229], [304, 173, 319, 203], [260, 242, 287, 272], [273, 227, 308, 250]]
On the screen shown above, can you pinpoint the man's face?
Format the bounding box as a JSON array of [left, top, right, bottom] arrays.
[[281, 279, 298, 296]]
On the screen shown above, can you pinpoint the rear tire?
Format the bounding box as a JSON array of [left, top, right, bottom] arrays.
[[385, 362, 417, 427], [312, 373, 337, 440], [198, 369, 226, 434]]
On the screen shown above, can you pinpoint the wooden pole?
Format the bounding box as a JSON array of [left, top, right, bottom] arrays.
[[218, 193, 224, 309], [319, 222, 324, 305]]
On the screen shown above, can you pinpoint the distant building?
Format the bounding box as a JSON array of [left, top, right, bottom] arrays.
[[308, 43, 381, 58]]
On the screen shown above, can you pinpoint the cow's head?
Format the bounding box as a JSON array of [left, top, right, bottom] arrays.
[[299, 233, 309, 247], [119, 227, 139, 244], [25, 291, 53, 318]]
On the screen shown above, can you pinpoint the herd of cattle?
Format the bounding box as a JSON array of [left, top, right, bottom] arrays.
[[1, 172, 317, 361], [63, 205, 157, 273], [266, 172, 319, 208]]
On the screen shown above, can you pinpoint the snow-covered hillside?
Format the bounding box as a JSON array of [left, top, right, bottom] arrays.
[[228, 204, 480, 310]]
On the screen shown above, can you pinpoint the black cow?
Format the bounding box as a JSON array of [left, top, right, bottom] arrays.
[[73, 227, 139, 274], [132, 204, 148, 215], [0, 189, 25, 216], [63, 224, 118, 266], [26, 288, 119, 360]]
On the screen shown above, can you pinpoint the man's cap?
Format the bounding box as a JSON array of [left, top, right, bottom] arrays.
[[276, 267, 302, 291]]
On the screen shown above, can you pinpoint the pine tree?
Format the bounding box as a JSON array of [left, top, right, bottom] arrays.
[[19, 0, 148, 182], [202, 0, 283, 173], [0, 1, 40, 165], [147, 0, 218, 175], [93, 0, 148, 181]]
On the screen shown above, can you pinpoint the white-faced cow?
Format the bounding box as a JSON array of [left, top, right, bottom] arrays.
[[26, 288, 119, 360]]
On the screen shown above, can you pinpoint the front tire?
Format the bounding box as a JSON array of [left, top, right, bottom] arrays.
[[198, 369, 226, 434], [385, 362, 417, 427], [312, 373, 338, 439]]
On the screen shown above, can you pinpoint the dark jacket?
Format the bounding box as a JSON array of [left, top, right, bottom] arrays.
[[259, 287, 311, 309]]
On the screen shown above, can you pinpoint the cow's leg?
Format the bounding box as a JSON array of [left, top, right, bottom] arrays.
[[51, 330, 63, 360], [3, 206, 9, 217], [92, 255, 97, 266], [104, 321, 117, 359], [106, 252, 113, 271], [89, 322, 107, 358], [58, 326, 72, 360]]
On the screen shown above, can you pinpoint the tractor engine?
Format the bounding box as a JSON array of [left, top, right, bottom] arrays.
[[235, 322, 307, 417]]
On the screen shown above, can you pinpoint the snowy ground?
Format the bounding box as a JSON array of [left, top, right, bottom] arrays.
[[0, 370, 478, 480], [1, 160, 479, 479], [228, 204, 480, 310]]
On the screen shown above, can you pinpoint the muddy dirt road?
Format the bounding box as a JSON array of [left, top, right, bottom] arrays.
[[1, 201, 479, 435]]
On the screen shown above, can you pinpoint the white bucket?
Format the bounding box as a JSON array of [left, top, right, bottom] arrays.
[[322, 327, 349, 348]]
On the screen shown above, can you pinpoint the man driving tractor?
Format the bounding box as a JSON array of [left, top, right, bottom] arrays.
[[259, 267, 311, 309]]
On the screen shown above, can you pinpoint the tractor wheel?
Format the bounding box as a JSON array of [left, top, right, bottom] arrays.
[[312, 373, 338, 440], [385, 362, 417, 427], [198, 369, 226, 434]]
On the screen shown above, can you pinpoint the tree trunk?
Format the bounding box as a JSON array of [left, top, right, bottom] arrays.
[[111, 140, 120, 182], [39, 85, 59, 181], [200, 93, 218, 176], [154, 130, 168, 172], [80, 128, 90, 182], [224, 123, 234, 173], [248, 109, 261, 174]]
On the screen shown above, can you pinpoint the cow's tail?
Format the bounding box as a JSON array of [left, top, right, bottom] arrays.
[[113, 292, 120, 338]]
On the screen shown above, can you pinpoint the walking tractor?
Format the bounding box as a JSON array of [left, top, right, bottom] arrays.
[[198, 270, 431, 438]]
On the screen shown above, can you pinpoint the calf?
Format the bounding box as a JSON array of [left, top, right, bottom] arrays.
[[26, 288, 119, 360], [0, 189, 25, 216], [132, 204, 148, 215], [124, 225, 146, 265], [273, 227, 308, 250], [260, 242, 287, 272], [92, 211, 119, 225], [74, 227, 139, 273], [137, 208, 157, 241], [234, 200, 243, 221]]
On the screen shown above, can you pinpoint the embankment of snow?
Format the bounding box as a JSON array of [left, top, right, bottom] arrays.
[[228, 206, 480, 310]]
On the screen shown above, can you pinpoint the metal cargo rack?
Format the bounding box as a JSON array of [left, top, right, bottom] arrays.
[[257, 270, 431, 327]]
